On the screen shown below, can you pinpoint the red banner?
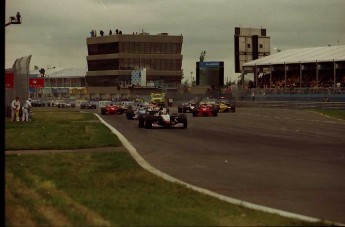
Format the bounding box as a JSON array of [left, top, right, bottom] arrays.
[[5, 71, 14, 88], [29, 78, 44, 88]]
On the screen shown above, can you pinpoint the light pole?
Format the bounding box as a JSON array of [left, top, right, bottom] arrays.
[[190, 71, 193, 86]]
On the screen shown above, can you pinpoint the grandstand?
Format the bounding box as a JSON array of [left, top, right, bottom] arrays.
[[240, 45, 345, 101]]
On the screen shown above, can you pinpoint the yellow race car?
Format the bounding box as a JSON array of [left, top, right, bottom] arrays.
[[217, 100, 236, 113], [150, 93, 166, 105]]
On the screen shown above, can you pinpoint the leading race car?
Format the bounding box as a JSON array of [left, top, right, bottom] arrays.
[[101, 104, 124, 115], [138, 107, 187, 129], [192, 102, 218, 117]]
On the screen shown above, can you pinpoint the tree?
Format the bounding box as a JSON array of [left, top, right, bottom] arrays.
[[199, 51, 206, 62]]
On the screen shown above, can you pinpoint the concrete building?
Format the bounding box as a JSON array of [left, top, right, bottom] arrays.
[[85, 32, 183, 99], [234, 27, 270, 73]]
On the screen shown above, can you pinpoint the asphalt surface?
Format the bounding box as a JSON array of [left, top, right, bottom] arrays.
[[97, 107, 345, 223]]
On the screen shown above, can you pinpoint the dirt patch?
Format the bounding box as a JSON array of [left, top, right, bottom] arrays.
[[5, 146, 127, 155]]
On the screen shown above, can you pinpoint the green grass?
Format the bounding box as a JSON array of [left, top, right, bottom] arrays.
[[5, 110, 120, 150], [5, 109, 333, 226], [6, 152, 327, 226], [313, 109, 345, 120]]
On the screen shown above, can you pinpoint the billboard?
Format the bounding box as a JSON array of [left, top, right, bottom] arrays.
[[29, 77, 44, 88], [196, 61, 224, 86], [5, 70, 14, 88]]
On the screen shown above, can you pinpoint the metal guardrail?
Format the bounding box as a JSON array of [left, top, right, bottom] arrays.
[[235, 101, 345, 109]]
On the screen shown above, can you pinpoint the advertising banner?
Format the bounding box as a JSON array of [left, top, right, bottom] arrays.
[[42, 88, 52, 94], [5, 71, 14, 88], [52, 87, 69, 94], [69, 87, 87, 94], [29, 77, 44, 88]]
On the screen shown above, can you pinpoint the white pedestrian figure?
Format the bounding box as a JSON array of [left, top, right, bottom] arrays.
[[22, 98, 32, 121]]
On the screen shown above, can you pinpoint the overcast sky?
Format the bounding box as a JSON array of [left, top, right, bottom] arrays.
[[5, 0, 345, 82]]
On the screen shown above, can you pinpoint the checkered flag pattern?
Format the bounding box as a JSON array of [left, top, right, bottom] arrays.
[[131, 70, 141, 85]]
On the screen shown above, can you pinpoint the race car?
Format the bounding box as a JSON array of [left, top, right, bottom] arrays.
[[126, 105, 148, 120], [100, 104, 124, 115], [192, 102, 218, 117], [150, 92, 166, 105], [31, 99, 46, 107], [138, 107, 187, 129], [178, 99, 197, 113], [217, 100, 236, 113], [80, 102, 97, 109], [119, 101, 135, 113]]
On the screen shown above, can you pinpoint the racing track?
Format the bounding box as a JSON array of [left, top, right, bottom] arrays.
[[97, 107, 345, 224]]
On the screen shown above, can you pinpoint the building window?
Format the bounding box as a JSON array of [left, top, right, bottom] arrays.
[[166, 59, 172, 70], [145, 43, 151, 54], [156, 59, 161, 70], [247, 44, 251, 48], [151, 43, 156, 53], [161, 59, 167, 70], [161, 43, 167, 53], [135, 43, 140, 54], [167, 43, 172, 54], [172, 43, 177, 54], [260, 44, 263, 49], [155, 43, 161, 54], [129, 42, 135, 53], [172, 59, 177, 70]]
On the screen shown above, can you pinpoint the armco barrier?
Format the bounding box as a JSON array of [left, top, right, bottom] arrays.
[[235, 101, 345, 109]]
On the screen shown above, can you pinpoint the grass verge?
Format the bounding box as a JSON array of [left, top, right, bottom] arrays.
[[5, 110, 120, 150], [313, 109, 345, 120], [5, 109, 332, 226]]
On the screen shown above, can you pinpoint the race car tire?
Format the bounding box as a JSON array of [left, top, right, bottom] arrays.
[[192, 110, 197, 117], [178, 107, 182, 113], [144, 115, 153, 129], [178, 114, 187, 129], [101, 108, 106, 115], [126, 110, 134, 120], [138, 114, 145, 128], [213, 109, 218, 117], [231, 106, 236, 112]]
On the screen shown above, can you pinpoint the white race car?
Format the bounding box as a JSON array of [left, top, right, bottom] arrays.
[[138, 107, 187, 129]]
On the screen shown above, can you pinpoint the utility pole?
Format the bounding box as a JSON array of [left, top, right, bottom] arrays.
[[190, 71, 193, 86]]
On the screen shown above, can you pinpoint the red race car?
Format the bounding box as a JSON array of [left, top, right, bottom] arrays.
[[192, 103, 218, 117], [100, 104, 124, 115]]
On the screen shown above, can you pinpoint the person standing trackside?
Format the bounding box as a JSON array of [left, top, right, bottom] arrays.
[[11, 97, 21, 121], [16, 12, 21, 23], [22, 98, 32, 121]]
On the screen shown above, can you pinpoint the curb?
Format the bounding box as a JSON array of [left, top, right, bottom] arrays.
[[94, 113, 342, 226]]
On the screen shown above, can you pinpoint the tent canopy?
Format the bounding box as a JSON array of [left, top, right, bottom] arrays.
[[243, 45, 345, 67]]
